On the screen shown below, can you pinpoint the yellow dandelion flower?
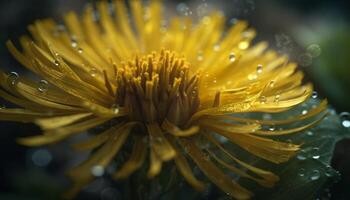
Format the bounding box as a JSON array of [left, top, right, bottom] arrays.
[[0, 0, 328, 199]]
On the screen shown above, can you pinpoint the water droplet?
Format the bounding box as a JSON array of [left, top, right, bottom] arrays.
[[90, 67, 98, 77], [310, 170, 320, 181], [298, 168, 305, 177], [325, 165, 333, 177], [274, 95, 280, 103], [268, 126, 276, 131], [78, 48, 83, 54], [307, 131, 314, 136], [38, 80, 49, 93], [213, 44, 221, 52], [307, 44, 322, 58], [257, 64, 263, 74], [111, 104, 119, 114], [269, 80, 276, 87], [197, 51, 204, 61], [259, 96, 267, 104], [7, 72, 19, 86], [312, 91, 318, 99], [54, 60, 60, 67], [311, 147, 320, 159], [191, 90, 197, 97], [297, 149, 307, 160], [71, 37, 78, 48], [340, 112, 350, 128], [302, 110, 308, 115], [248, 74, 257, 80], [91, 165, 105, 177], [31, 149, 52, 167], [229, 53, 236, 62], [299, 53, 313, 67]]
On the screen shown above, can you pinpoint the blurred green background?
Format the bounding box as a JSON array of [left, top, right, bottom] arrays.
[[0, 0, 349, 199]]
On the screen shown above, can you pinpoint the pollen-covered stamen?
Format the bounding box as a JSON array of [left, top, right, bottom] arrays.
[[115, 50, 200, 126]]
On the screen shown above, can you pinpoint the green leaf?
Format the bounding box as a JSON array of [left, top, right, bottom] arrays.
[[230, 99, 349, 200]]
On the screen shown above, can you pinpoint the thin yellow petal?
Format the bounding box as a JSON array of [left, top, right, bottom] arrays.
[[180, 138, 253, 200], [113, 136, 147, 179]]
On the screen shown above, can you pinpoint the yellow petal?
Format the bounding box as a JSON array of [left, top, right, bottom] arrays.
[[17, 117, 110, 146], [35, 113, 92, 130], [203, 124, 300, 163], [180, 139, 253, 200], [205, 132, 279, 187], [162, 119, 199, 137], [167, 136, 206, 191], [113, 136, 147, 179], [71, 123, 125, 151], [147, 123, 176, 161], [67, 122, 135, 181], [147, 147, 163, 178]]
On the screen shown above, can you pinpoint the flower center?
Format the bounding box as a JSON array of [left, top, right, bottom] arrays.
[[115, 50, 200, 126]]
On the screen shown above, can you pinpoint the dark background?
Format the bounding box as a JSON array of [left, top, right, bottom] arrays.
[[0, 0, 349, 199]]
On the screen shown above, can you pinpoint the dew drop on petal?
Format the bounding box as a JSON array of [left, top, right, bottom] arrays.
[[259, 96, 266, 104], [310, 170, 321, 181], [213, 44, 221, 52], [71, 38, 78, 48], [229, 53, 236, 62], [78, 48, 83, 54], [302, 110, 308, 115], [197, 51, 204, 61], [274, 94, 280, 103], [340, 112, 350, 128], [91, 165, 105, 177], [90, 67, 98, 77], [38, 80, 49, 93], [111, 104, 119, 114], [7, 72, 19, 86], [54, 60, 60, 67], [248, 74, 257, 80], [257, 64, 263, 74], [312, 91, 318, 99]]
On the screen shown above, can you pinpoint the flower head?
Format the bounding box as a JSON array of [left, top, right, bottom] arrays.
[[0, 0, 327, 199]]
